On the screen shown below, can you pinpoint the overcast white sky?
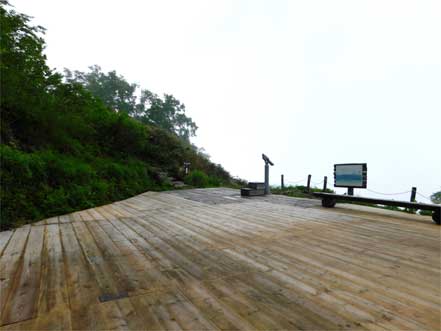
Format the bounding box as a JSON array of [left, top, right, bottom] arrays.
[[13, 0, 441, 201]]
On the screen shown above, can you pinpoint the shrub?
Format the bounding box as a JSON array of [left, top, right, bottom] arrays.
[[419, 210, 433, 216], [271, 185, 335, 199], [0, 145, 162, 229], [208, 176, 222, 187], [0, 2, 235, 229], [184, 170, 209, 188]]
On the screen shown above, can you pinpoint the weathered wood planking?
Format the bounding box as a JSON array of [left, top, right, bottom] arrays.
[[0, 188, 439, 330]]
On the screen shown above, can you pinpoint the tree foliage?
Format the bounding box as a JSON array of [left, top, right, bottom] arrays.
[[1, 1, 60, 146], [0, 1, 233, 229], [65, 66, 198, 141], [64, 65, 138, 114], [430, 191, 441, 204]]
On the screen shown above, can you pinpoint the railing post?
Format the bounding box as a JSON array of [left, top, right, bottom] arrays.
[[281, 174, 284, 190], [306, 174, 311, 193], [323, 176, 327, 191], [410, 187, 417, 202]]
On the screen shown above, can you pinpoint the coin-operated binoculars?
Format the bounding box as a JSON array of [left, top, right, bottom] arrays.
[[262, 154, 274, 194]]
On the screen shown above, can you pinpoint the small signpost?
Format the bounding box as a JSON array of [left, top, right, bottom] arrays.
[[183, 162, 191, 175], [334, 163, 367, 195]]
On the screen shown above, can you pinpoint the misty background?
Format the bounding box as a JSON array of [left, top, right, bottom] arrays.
[[13, 0, 441, 201]]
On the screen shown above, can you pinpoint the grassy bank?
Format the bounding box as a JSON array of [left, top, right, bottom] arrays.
[[0, 3, 236, 229]]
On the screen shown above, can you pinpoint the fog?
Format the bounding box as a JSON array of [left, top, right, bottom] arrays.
[[14, 0, 441, 201]]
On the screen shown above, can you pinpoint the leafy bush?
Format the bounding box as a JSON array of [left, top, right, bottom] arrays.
[[208, 176, 222, 187], [184, 170, 210, 188], [271, 185, 334, 198], [0, 145, 163, 229], [0, 2, 237, 229], [419, 209, 433, 216], [430, 191, 441, 204]]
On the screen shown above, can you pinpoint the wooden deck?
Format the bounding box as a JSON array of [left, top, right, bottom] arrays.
[[0, 188, 439, 330]]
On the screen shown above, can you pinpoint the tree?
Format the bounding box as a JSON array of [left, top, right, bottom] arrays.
[[0, 0, 61, 144], [136, 90, 197, 141], [64, 65, 138, 114], [0, 1, 52, 96], [0, 1, 233, 227], [430, 191, 441, 204], [65, 66, 198, 141]]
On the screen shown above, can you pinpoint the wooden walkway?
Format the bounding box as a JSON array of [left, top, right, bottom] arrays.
[[0, 188, 439, 330]]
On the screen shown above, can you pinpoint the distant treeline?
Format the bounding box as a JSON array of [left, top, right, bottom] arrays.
[[0, 1, 237, 229], [64, 65, 198, 142]]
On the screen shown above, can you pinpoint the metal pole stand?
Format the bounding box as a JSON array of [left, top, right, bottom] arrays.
[[262, 154, 274, 195], [264, 164, 270, 194]]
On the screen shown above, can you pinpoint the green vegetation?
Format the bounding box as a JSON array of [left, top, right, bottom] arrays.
[[271, 185, 334, 198], [0, 2, 235, 229], [183, 170, 226, 188], [64, 66, 198, 141], [430, 191, 441, 204], [184, 170, 210, 187]]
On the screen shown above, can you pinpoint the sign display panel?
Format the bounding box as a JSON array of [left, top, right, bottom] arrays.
[[334, 163, 367, 188]]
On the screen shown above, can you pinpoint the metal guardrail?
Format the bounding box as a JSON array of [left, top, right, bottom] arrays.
[[313, 192, 441, 225]]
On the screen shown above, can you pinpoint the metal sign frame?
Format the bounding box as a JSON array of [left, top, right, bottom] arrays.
[[334, 163, 367, 188]]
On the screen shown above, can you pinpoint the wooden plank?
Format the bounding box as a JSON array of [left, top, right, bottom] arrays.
[[45, 217, 59, 225], [97, 219, 168, 293], [70, 221, 122, 298], [98, 298, 143, 330], [266, 240, 440, 326], [166, 272, 256, 330], [0, 317, 36, 331], [58, 222, 102, 330], [0, 225, 30, 322], [34, 224, 71, 330], [0, 188, 439, 330], [70, 219, 159, 328], [1, 226, 44, 325], [0, 231, 13, 257], [84, 219, 156, 295]]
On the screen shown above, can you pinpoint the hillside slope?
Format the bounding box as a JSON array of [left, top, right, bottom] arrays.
[[0, 3, 235, 229]]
